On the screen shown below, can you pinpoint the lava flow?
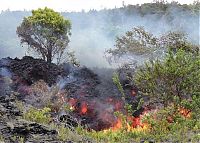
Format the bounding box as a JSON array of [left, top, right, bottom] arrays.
[[80, 102, 88, 115]]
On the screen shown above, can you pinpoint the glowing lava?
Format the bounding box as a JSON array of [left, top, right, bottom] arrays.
[[80, 102, 88, 114]]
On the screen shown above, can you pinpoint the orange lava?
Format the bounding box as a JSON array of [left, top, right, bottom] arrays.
[[81, 102, 88, 114]]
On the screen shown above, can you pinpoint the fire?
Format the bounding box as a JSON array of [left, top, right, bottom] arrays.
[[167, 107, 191, 123], [112, 118, 122, 130], [131, 117, 143, 128], [104, 115, 149, 133], [104, 110, 150, 133], [178, 107, 191, 118]]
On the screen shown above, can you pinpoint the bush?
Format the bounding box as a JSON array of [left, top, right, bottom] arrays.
[[23, 107, 52, 124], [134, 49, 200, 107]]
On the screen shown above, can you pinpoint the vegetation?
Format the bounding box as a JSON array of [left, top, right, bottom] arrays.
[[0, 1, 200, 142], [83, 52, 200, 143], [134, 49, 200, 107], [101, 25, 200, 142], [22, 106, 92, 142], [23, 107, 52, 124], [16, 7, 71, 64], [107, 26, 199, 63], [107, 26, 158, 58]]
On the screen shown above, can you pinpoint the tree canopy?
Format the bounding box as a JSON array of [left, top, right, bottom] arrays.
[[106, 27, 199, 64], [16, 7, 71, 64]]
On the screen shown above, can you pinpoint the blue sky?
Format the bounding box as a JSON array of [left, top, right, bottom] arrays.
[[0, 0, 195, 12]]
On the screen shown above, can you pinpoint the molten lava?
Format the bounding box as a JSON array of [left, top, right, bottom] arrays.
[[80, 102, 88, 114]]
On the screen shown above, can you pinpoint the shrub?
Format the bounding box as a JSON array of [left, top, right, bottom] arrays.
[[134, 49, 200, 107], [23, 107, 52, 124]]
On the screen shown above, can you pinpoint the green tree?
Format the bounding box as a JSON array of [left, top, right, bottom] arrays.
[[16, 7, 71, 64]]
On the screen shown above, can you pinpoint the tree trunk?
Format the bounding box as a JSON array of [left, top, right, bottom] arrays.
[[47, 49, 52, 64]]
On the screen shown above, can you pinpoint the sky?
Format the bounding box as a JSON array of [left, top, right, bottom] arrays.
[[0, 0, 195, 12]]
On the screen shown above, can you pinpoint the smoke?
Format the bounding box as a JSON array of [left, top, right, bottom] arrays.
[[0, 67, 12, 78], [0, 4, 199, 67], [0, 67, 13, 95], [64, 6, 199, 67]]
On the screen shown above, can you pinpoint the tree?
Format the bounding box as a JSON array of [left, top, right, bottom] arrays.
[[17, 7, 71, 64], [106, 27, 199, 64], [106, 27, 158, 60]]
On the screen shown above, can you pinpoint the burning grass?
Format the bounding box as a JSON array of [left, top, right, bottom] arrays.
[[80, 108, 200, 143]]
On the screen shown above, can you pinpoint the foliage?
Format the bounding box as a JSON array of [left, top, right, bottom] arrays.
[[23, 107, 52, 124], [142, 105, 200, 142], [16, 7, 71, 64], [56, 125, 84, 142], [134, 49, 200, 107], [181, 95, 200, 120], [60, 50, 80, 66], [11, 136, 25, 143], [112, 72, 125, 100], [106, 27, 199, 64], [106, 27, 158, 60], [160, 31, 199, 54]]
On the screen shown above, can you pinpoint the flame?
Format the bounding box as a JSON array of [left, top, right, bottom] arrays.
[[104, 116, 149, 133], [104, 110, 150, 133], [112, 118, 122, 130], [131, 117, 142, 128], [81, 102, 88, 114]]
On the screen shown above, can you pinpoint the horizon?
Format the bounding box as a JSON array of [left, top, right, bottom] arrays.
[[0, 0, 195, 12]]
